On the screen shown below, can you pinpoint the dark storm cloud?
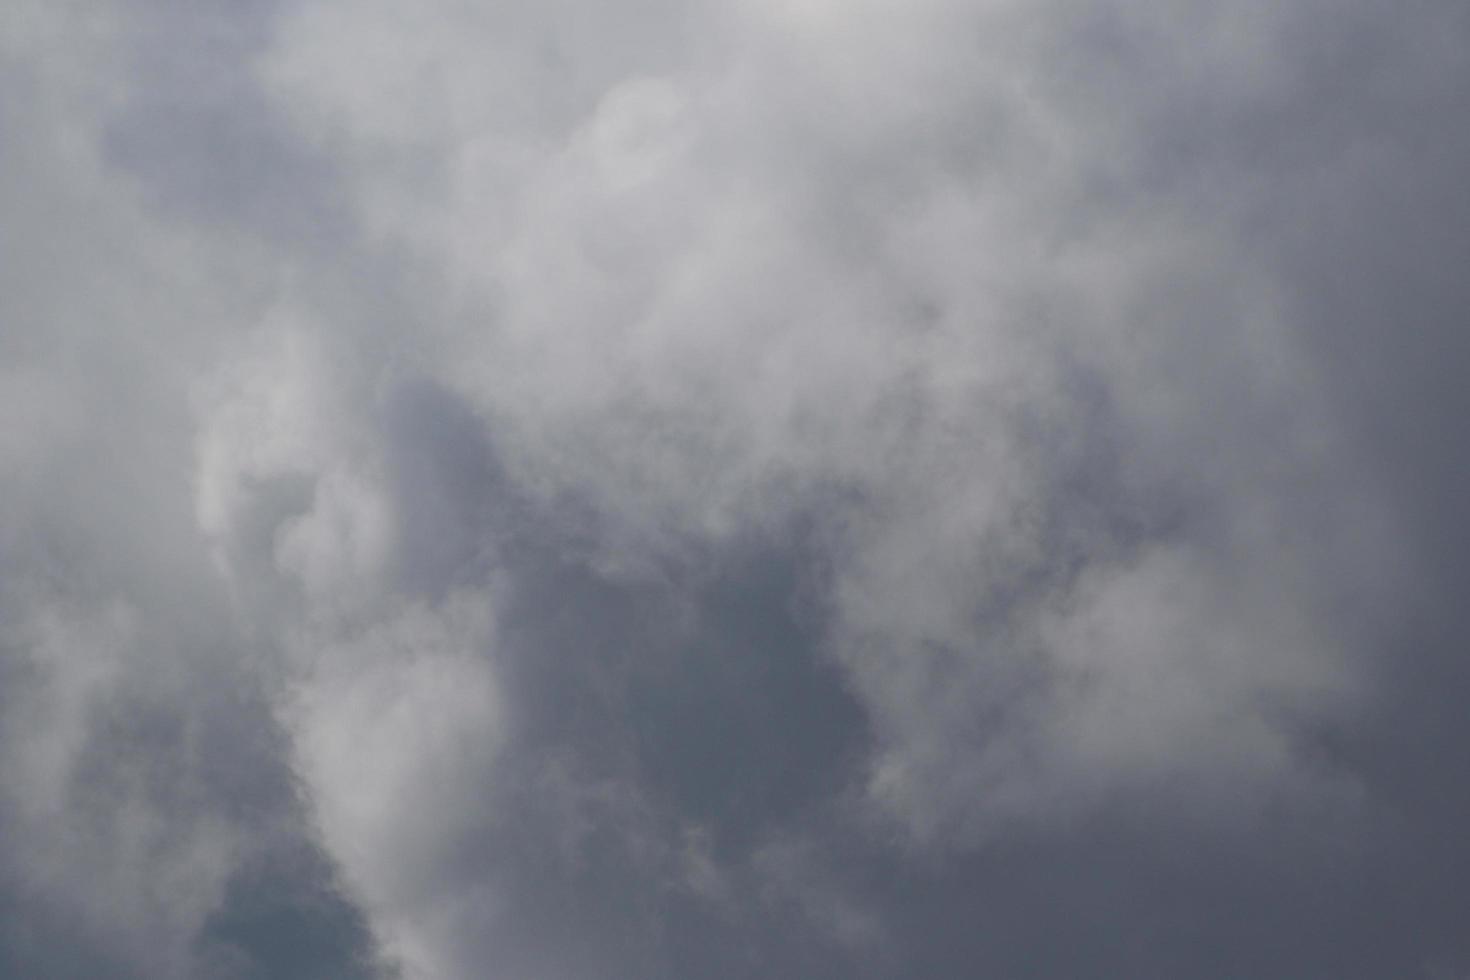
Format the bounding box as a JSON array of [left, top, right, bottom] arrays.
[[3, 0, 1470, 978]]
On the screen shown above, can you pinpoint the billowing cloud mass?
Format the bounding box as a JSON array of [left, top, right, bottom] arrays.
[[3, 0, 1469, 976]]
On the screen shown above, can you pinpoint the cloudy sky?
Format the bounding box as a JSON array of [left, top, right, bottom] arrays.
[[2, 1, 1469, 977]]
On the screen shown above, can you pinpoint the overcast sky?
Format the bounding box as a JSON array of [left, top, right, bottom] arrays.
[[2, 1, 1469, 977]]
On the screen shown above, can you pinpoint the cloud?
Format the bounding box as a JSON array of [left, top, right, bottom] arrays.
[[3, 0, 1470, 977], [260, 0, 1403, 833], [283, 596, 504, 980]]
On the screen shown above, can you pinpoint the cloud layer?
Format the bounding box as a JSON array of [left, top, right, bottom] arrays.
[[3, 0, 1469, 977]]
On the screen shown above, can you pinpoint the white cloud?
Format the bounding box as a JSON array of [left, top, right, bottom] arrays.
[[283, 595, 504, 980], [258, 0, 1402, 852]]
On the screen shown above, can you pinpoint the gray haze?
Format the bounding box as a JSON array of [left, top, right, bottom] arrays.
[[2, 0, 1469, 977]]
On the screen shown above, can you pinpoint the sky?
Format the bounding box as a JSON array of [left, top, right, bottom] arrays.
[[2, 1, 1469, 977]]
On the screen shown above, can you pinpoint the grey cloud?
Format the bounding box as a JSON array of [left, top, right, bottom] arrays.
[[3, 0, 1470, 978]]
